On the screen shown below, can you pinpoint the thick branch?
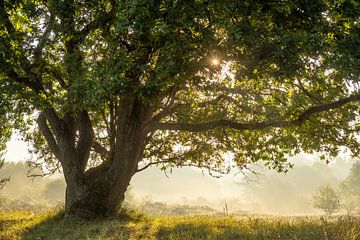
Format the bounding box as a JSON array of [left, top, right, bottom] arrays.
[[296, 93, 360, 122], [152, 93, 360, 132], [4, 68, 44, 93], [153, 119, 292, 132], [37, 112, 61, 160], [76, 111, 94, 171], [42, 109, 63, 140]]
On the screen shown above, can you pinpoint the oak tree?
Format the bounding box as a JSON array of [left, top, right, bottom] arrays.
[[1, 0, 360, 216]]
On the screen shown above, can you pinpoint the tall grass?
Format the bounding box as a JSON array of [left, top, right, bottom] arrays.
[[1, 210, 360, 240]]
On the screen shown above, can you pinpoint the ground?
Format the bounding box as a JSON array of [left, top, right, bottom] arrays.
[[1, 210, 360, 240]]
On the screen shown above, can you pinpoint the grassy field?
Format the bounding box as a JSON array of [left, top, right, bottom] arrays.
[[1, 210, 360, 240]]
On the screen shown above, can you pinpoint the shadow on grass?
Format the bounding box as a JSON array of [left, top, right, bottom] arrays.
[[18, 213, 254, 240], [18, 209, 146, 240], [154, 217, 328, 240], [9, 212, 360, 240]]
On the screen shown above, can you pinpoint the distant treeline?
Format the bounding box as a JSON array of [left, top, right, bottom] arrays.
[[0, 162, 65, 208]]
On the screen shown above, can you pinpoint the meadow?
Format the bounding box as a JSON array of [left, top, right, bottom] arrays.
[[1, 210, 360, 240]]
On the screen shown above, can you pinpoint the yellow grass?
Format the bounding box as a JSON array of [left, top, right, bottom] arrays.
[[1, 210, 360, 240]]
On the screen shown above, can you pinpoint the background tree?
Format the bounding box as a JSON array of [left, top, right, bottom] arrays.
[[0, 162, 9, 189], [42, 178, 66, 205], [341, 161, 360, 195], [339, 161, 360, 215], [312, 184, 340, 216], [1, 0, 360, 217], [0, 162, 55, 202]]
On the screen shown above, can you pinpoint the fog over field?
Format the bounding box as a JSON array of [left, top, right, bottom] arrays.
[[1, 138, 355, 215], [130, 154, 353, 215]]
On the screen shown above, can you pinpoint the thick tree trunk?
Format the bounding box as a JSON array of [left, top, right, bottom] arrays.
[[64, 175, 120, 217], [63, 159, 137, 217], [39, 99, 152, 217], [62, 144, 144, 217]]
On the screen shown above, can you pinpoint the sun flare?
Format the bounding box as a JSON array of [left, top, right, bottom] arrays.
[[211, 58, 220, 65]]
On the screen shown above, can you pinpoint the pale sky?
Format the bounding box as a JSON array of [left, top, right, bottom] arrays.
[[4, 136, 30, 162]]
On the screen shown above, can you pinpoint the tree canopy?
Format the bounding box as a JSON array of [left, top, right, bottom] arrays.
[[1, 0, 360, 215]]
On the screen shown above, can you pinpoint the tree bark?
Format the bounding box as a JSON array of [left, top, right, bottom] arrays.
[[38, 99, 151, 217]]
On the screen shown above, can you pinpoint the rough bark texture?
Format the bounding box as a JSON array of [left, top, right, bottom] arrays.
[[37, 98, 151, 217]]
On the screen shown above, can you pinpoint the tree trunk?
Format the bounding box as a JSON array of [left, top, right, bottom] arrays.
[[63, 158, 138, 217], [64, 174, 119, 217], [37, 99, 152, 217]]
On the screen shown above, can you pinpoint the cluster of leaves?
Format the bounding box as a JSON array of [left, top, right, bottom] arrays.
[[0, 0, 360, 176], [141, 0, 360, 174]]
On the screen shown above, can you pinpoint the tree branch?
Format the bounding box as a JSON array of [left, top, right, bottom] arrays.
[[152, 86, 181, 120], [33, 12, 55, 65], [76, 111, 94, 171], [37, 112, 61, 160], [136, 154, 191, 173], [42, 108, 63, 140], [44, 67, 68, 89], [92, 140, 110, 160], [151, 93, 360, 132], [0, 2, 45, 94], [4, 68, 44, 93], [295, 79, 322, 103], [0, 176, 10, 189], [296, 93, 360, 122], [63, 3, 117, 48]]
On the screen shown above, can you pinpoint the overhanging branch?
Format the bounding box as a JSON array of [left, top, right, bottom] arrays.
[[151, 93, 360, 132]]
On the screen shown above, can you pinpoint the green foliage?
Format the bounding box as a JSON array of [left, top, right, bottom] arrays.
[[1, 0, 360, 177], [2, 210, 360, 240], [312, 184, 340, 215]]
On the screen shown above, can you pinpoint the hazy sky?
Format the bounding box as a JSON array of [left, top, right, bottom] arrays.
[[4, 136, 30, 162]]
